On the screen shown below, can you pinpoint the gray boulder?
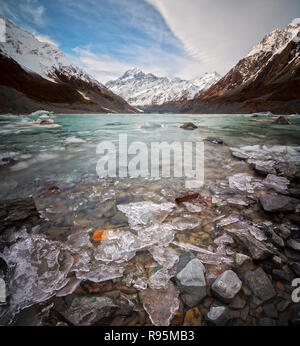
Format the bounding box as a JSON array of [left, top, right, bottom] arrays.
[[289, 262, 300, 276], [205, 305, 231, 326], [235, 253, 253, 267], [228, 229, 274, 260], [175, 253, 207, 307], [273, 116, 291, 125], [287, 239, 300, 252], [180, 122, 198, 130], [211, 270, 242, 303], [244, 268, 276, 303], [263, 174, 290, 193], [271, 269, 292, 283], [260, 194, 299, 213], [204, 137, 224, 145]]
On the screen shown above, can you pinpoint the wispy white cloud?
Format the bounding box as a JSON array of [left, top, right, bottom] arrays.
[[20, 0, 45, 26], [69, 47, 133, 82], [69, 44, 207, 83], [147, 0, 300, 75], [35, 34, 59, 47], [0, 0, 46, 26]]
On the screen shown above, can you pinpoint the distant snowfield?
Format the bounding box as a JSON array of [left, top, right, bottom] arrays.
[[106, 68, 221, 106]]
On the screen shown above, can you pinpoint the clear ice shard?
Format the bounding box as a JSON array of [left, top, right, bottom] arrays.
[[0, 234, 72, 324], [172, 241, 233, 265], [229, 173, 263, 193], [171, 215, 201, 230], [117, 201, 175, 230], [149, 246, 179, 269], [182, 202, 202, 213], [141, 282, 180, 326], [75, 263, 125, 283]]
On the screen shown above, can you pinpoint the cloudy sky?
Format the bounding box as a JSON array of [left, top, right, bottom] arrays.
[[0, 0, 299, 82]]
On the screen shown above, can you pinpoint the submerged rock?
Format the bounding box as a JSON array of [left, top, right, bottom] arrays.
[[180, 122, 198, 130], [289, 262, 300, 276], [229, 173, 263, 193], [205, 305, 231, 326], [249, 160, 277, 176], [228, 228, 274, 260], [175, 254, 207, 307], [244, 268, 276, 302], [0, 198, 40, 234], [287, 239, 300, 252], [235, 253, 253, 267], [58, 295, 118, 326], [211, 270, 242, 303], [183, 307, 204, 326], [263, 174, 290, 193], [204, 137, 224, 145], [260, 194, 299, 213], [273, 116, 291, 125]]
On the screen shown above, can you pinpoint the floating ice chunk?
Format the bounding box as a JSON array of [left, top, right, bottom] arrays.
[[148, 268, 175, 290], [183, 202, 202, 213], [137, 223, 176, 248], [171, 215, 201, 231], [214, 234, 234, 246], [55, 278, 81, 297], [10, 161, 30, 171], [248, 225, 268, 241], [117, 201, 175, 230], [172, 241, 213, 255], [0, 234, 72, 324], [30, 110, 53, 117], [134, 279, 148, 290], [95, 230, 137, 263], [227, 197, 249, 206], [141, 282, 180, 326], [149, 246, 179, 269], [172, 242, 233, 265], [217, 214, 243, 227], [68, 231, 93, 248], [65, 137, 86, 144], [229, 173, 263, 193], [75, 263, 125, 283], [197, 253, 234, 266]]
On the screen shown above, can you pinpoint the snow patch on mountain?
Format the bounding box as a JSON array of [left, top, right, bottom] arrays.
[[0, 16, 106, 89], [106, 68, 220, 106]]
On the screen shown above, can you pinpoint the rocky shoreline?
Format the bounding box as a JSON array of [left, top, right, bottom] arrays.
[[0, 141, 300, 326]]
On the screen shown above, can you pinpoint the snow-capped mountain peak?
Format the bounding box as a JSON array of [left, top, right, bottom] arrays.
[[0, 16, 105, 89], [197, 20, 300, 115], [0, 16, 137, 114], [246, 23, 300, 58], [106, 69, 221, 106]]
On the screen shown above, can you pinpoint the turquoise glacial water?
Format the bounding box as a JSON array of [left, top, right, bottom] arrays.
[[0, 113, 300, 200]]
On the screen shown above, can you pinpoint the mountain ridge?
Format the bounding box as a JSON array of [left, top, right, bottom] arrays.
[[0, 16, 137, 114], [140, 21, 300, 114], [105, 68, 220, 107]]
